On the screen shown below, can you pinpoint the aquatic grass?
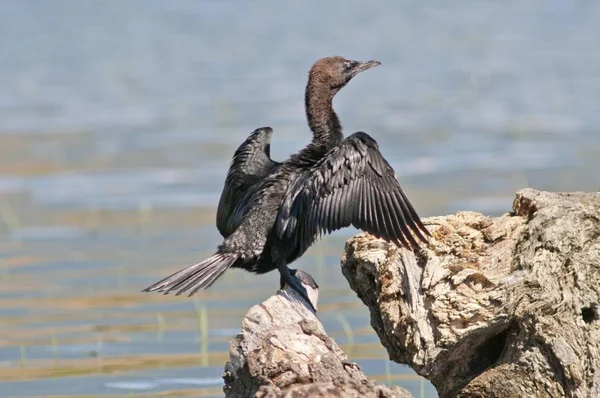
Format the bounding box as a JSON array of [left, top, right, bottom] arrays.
[[194, 300, 209, 367], [19, 343, 28, 380], [335, 313, 355, 356], [51, 329, 59, 361], [96, 334, 103, 372], [0, 352, 230, 381], [19, 344, 27, 368], [0, 199, 20, 232], [0, 258, 11, 282], [0, 346, 409, 382], [385, 359, 392, 386]]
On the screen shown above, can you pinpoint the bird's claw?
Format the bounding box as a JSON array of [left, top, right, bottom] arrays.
[[279, 266, 317, 312]]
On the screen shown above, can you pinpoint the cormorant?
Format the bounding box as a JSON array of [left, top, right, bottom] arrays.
[[143, 56, 430, 311]]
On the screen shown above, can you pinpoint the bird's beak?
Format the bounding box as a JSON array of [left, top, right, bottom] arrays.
[[351, 60, 381, 77]]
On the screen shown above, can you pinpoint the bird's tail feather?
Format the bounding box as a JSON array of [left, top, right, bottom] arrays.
[[143, 253, 237, 297]]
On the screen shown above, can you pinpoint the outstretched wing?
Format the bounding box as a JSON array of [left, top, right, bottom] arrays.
[[217, 127, 280, 238], [277, 131, 429, 254]]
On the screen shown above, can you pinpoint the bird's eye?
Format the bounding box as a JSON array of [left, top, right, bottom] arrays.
[[343, 61, 353, 71]]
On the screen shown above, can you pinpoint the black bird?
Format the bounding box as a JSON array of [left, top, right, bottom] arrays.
[[143, 56, 430, 310], [216, 127, 280, 238]]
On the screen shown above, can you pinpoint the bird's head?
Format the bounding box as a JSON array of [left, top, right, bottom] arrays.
[[308, 56, 381, 96]]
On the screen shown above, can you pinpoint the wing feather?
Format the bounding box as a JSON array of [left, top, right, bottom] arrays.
[[277, 131, 429, 252], [382, 193, 402, 245], [369, 182, 384, 238], [217, 127, 279, 237]]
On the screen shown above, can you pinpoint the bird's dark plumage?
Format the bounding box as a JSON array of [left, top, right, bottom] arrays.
[[143, 56, 428, 311], [217, 127, 280, 238], [277, 131, 430, 255]]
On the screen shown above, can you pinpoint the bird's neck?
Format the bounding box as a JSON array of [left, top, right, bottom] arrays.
[[305, 79, 343, 149]]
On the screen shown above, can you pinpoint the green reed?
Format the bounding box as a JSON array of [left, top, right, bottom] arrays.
[[51, 329, 59, 361], [385, 359, 392, 386], [96, 334, 103, 371], [335, 313, 355, 356], [0, 198, 20, 232], [0, 258, 10, 282], [194, 300, 209, 367], [19, 344, 27, 368]]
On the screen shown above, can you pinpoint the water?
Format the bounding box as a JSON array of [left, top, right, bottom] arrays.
[[0, 1, 599, 397]]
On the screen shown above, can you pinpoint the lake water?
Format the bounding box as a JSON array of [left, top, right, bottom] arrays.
[[0, 1, 599, 397]]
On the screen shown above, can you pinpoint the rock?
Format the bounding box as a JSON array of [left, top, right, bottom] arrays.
[[341, 189, 600, 398], [223, 281, 412, 398]]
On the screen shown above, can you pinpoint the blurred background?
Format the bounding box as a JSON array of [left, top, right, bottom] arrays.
[[0, 1, 598, 397]]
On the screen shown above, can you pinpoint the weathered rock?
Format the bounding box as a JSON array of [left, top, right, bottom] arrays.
[[342, 189, 600, 398], [223, 286, 412, 398]]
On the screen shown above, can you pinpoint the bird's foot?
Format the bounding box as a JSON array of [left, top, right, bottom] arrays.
[[278, 264, 317, 312]]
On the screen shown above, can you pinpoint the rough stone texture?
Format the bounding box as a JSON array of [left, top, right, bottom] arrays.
[[223, 287, 412, 398], [342, 189, 600, 398]]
